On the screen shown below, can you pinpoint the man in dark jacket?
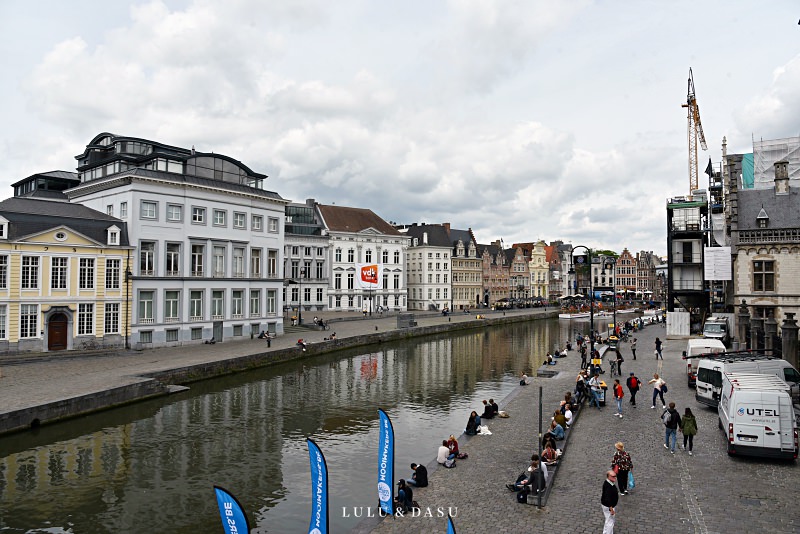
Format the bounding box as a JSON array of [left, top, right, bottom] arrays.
[[663, 402, 682, 453], [626, 372, 640, 407], [408, 463, 428, 487], [601, 470, 619, 533]]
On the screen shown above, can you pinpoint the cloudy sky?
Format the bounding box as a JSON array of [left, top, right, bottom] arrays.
[[1, 1, 798, 255]]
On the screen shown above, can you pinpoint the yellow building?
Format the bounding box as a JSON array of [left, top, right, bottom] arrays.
[[529, 240, 549, 300], [0, 183, 132, 353]]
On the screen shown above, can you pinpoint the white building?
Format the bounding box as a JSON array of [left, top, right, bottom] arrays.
[[317, 204, 410, 312], [67, 133, 288, 347], [401, 223, 453, 311], [284, 199, 330, 320]]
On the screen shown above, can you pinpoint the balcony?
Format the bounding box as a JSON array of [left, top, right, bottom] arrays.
[[190, 315, 203, 322], [165, 317, 180, 323], [213, 271, 225, 278], [140, 270, 154, 276], [191, 271, 204, 277], [139, 317, 154, 325], [166, 270, 180, 277]]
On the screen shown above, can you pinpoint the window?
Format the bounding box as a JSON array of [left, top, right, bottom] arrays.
[[192, 207, 206, 224], [191, 245, 205, 276], [335, 273, 342, 289], [366, 249, 372, 262], [753, 260, 775, 292], [290, 287, 298, 303], [233, 325, 243, 337], [120, 202, 127, 218], [78, 304, 94, 335], [267, 250, 278, 277], [21, 256, 39, 289], [304, 247, 312, 257], [190, 290, 204, 320], [304, 287, 311, 303], [317, 247, 323, 256], [268, 217, 279, 233], [347, 273, 354, 289], [291, 261, 299, 279], [20, 304, 38, 338], [140, 331, 153, 344], [394, 251, 400, 264], [316, 261, 323, 279], [51, 257, 68, 289], [335, 248, 342, 262], [212, 290, 224, 319], [167, 204, 183, 222], [213, 209, 227, 226], [213, 246, 226, 277], [316, 288, 323, 302], [335, 296, 342, 308], [348, 249, 354, 262], [232, 290, 244, 318], [394, 274, 400, 289], [0, 304, 6, 339], [141, 201, 157, 219], [165, 290, 180, 323], [79, 258, 95, 289], [234, 212, 246, 229], [382, 250, 389, 263], [250, 290, 261, 317], [291, 246, 299, 256], [191, 328, 203, 340], [233, 248, 245, 277], [251, 249, 262, 277], [0, 256, 6, 288], [107, 205, 113, 216], [138, 291, 154, 324], [140, 242, 155, 275], [166, 244, 180, 276], [266, 290, 276, 315], [252, 215, 263, 231], [166, 329, 179, 342]]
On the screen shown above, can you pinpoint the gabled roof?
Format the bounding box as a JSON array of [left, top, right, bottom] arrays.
[[544, 245, 556, 263], [0, 197, 129, 244], [404, 224, 452, 247], [317, 204, 401, 235]]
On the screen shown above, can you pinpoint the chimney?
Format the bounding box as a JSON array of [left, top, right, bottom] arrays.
[[443, 222, 450, 232], [423, 232, 428, 245], [775, 159, 790, 194]]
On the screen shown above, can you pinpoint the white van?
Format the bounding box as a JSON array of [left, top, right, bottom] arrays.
[[682, 338, 727, 387], [696, 355, 800, 407], [718, 372, 798, 460], [703, 316, 730, 346]]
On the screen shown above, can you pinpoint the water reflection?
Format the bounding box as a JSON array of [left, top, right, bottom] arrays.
[[0, 318, 588, 533]]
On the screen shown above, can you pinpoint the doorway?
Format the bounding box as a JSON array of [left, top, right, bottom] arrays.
[[48, 313, 68, 350]]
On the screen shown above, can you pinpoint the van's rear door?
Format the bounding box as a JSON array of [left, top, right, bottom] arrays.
[[778, 394, 795, 452]]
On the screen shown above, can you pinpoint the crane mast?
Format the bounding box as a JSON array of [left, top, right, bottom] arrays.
[[682, 68, 707, 196]]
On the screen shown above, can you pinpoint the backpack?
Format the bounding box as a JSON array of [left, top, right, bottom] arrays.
[[444, 458, 457, 468], [631, 377, 640, 389], [662, 410, 672, 426]]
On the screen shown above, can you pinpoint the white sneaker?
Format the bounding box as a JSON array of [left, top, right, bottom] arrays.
[[619, 414, 623, 418], [651, 406, 655, 409], [664, 443, 668, 449], [688, 451, 693, 456]]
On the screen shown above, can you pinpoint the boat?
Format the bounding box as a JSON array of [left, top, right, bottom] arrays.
[[558, 312, 591, 319]]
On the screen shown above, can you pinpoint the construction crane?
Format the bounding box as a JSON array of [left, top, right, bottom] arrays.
[[682, 68, 707, 196]]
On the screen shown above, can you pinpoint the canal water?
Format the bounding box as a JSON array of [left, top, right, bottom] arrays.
[[0, 318, 586, 533]]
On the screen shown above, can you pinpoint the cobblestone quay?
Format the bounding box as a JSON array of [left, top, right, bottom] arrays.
[[361, 320, 799, 534]]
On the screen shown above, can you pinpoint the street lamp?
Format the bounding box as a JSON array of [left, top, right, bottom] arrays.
[[569, 246, 595, 365], [298, 268, 306, 325], [601, 257, 618, 337]]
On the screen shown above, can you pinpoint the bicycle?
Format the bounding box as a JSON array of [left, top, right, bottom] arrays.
[[81, 338, 100, 351], [609, 359, 618, 377]]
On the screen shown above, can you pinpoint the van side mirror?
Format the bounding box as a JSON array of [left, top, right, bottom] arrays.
[[682, 351, 687, 357]]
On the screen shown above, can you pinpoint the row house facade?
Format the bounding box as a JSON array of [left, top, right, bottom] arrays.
[[317, 204, 410, 312], [529, 240, 549, 299], [615, 248, 637, 295], [284, 199, 330, 315], [635, 250, 659, 296], [403, 223, 452, 311], [66, 133, 288, 347], [0, 190, 132, 353], [480, 241, 509, 306], [447, 225, 482, 310], [508, 246, 530, 301]]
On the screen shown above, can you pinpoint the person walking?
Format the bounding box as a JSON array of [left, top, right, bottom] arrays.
[[648, 373, 666, 409], [580, 344, 588, 369], [654, 337, 663, 359], [630, 337, 637, 360], [612, 379, 624, 418], [614, 349, 624, 376], [679, 407, 698, 455], [589, 372, 603, 410], [601, 470, 619, 534], [611, 442, 633, 495], [626, 372, 640, 407], [662, 402, 682, 454]]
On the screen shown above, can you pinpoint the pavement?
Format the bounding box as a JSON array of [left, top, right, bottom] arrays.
[[361, 319, 800, 534], [1, 309, 798, 533]]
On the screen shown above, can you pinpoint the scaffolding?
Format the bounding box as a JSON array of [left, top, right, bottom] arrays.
[[752, 135, 800, 188]]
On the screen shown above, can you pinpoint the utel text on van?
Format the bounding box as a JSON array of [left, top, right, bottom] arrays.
[[718, 372, 797, 460]]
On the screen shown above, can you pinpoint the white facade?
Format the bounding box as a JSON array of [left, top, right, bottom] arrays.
[[69, 175, 287, 346], [406, 240, 452, 311]]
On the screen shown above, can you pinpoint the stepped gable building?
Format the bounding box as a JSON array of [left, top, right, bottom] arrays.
[[66, 132, 288, 347], [284, 199, 330, 315], [507, 246, 529, 303], [0, 187, 131, 353], [635, 250, 658, 298], [316, 204, 409, 312], [616, 248, 636, 296], [446, 225, 482, 310], [479, 240, 509, 307], [402, 223, 452, 311]]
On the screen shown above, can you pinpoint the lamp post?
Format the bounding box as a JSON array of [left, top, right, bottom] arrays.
[[601, 257, 618, 337], [570, 246, 595, 365]]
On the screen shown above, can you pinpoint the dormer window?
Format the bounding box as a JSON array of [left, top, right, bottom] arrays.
[[0, 216, 7, 240], [756, 207, 769, 229], [107, 225, 120, 246]]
